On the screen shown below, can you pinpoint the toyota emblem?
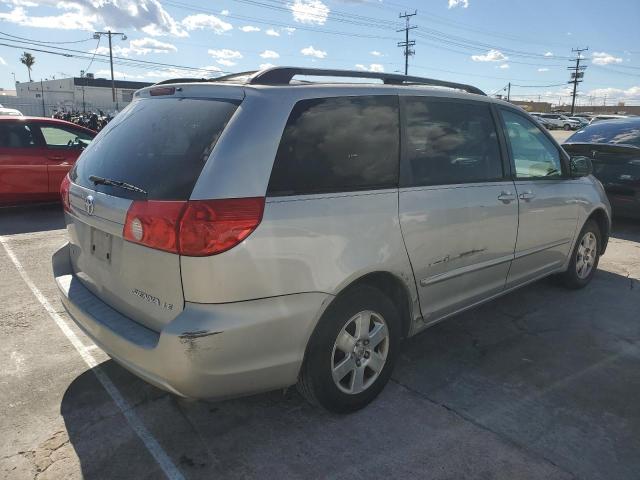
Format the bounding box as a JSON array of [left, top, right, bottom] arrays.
[[85, 195, 95, 215]]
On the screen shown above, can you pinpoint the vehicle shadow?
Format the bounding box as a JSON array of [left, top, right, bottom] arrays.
[[610, 217, 640, 242], [60, 268, 640, 480], [0, 202, 65, 235]]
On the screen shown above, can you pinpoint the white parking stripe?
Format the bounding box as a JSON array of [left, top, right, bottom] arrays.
[[0, 236, 185, 480]]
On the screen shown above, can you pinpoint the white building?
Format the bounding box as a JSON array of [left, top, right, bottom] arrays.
[[14, 76, 153, 114]]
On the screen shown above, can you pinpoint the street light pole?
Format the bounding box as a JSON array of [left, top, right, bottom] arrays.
[[93, 30, 127, 111]]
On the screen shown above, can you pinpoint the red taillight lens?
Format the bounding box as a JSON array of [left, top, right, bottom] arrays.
[[122, 197, 264, 256], [60, 174, 71, 212], [179, 198, 264, 256], [123, 201, 186, 254]]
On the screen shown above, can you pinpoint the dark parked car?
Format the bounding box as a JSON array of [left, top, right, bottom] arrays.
[[564, 117, 640, 218]]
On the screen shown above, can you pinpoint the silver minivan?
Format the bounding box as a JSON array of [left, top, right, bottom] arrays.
[[53, 67, 611, 412]]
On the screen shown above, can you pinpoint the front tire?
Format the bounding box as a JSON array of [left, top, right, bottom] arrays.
[[561, 219, 601, 289], [564, 123, 572, 131], [297, 285, 401, 413]]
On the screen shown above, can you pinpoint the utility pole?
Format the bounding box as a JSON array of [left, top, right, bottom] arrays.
[[80, 70, 86, 114], [507, 82, 511, 102], [397, 11, 417, 75], [93, 30, 127, 110], [568, 47, 588, 115], [40, 79, 45, 116]]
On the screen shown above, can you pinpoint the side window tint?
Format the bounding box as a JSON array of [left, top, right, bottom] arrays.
[[402, 98, 503, 186], [0, 123, 37, 148], [40, 126, 93, 149], [501, 110, 562, 179], [267, 96, 399, 196]]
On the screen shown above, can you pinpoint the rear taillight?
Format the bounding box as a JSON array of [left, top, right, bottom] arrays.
[[123, 197, 264, 256], [123, 201, 186, 254], [60, 174, 71, 212]]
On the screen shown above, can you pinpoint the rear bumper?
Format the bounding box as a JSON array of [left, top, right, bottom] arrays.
[[53, 243, 330, 400]]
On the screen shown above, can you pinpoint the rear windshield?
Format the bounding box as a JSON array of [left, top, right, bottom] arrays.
[[567, 120, 640, 147], [71, 97, 240, 200]]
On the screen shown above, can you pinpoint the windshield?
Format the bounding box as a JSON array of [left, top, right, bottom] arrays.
[[70, 97, 240, 200], [567, 119, 640, 147]]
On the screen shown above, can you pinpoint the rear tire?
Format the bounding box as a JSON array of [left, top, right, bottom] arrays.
[[561, 219, 601, 289], [297, 285, 401, 413], [564, 123, 572, 131]]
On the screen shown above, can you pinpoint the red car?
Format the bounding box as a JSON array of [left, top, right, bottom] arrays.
[[0, 117, 96, 205]]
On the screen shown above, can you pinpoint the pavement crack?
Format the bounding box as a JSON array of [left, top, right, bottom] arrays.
[[389, 377, 579, 480]]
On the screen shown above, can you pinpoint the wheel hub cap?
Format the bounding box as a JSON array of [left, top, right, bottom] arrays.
[[576, 231, 597, 279], [331, 310, 389, 395]]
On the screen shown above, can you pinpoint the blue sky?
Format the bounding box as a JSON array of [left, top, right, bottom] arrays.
[[0, 0, 638, 105]]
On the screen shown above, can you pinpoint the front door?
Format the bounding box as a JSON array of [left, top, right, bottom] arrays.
[[34, 123, 94, 193], [498, 109, 578, 287], [398, 97, 518, 323]]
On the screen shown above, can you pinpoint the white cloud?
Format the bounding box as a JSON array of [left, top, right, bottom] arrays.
[[283, 27, 296, 35], [370, 50, 383, 57], [544, 51, 553, 57], [471, 49, 508, 62], [89, 37, 176, 57], [220, 9, 229, 15], [592, 51, 623, 65], [0, 56, 6, 65], [181, 14, 232, 34], [259, 63, 276, 70], [498, 63, 509, 69], [143, 65, 222, 79], [260, 50, 279, 59], [587, 86, 640, 102], [301, 45, 327, 59], [128, 37, 177, 55], [265, 28, 280, 36], [291, 0, 329, 25], [0, 6, 95, 30], [355, 63, 384, 72], [208, 49, 242, 60], [538, 67, 549, 72], [216, 59, 237, 67], [240, 25, 260, 32], [0, 0, 188, 36], [448, 0, 469, 8], [208, 48, 242, 67]]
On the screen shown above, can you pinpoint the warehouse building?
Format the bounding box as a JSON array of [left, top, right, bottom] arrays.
[[9, 76, 153, 115]]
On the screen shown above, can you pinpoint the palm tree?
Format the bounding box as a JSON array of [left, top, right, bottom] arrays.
[[20, 52, 35, 82]]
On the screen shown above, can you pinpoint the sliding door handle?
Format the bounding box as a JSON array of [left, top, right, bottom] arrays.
[[519, 191, 536, 201], [497, 191, 516, 203]]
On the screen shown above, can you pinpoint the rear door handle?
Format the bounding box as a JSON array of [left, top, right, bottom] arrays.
[[519, 191, 536, 201], [48, 155, 65, 161], [497, 191, 516, 203]]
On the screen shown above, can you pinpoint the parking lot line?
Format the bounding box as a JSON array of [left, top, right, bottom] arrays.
[[0, 235, 185, 480]]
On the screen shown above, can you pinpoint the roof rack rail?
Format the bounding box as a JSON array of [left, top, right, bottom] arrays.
[[247, 67, 486, 96]]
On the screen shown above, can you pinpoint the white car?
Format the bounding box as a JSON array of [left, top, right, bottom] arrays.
[[0, 107, 23, 116], [538, 114, 581, 130]]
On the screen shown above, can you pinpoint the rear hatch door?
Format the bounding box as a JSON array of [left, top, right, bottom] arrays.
[[66, 89, 242, 331]]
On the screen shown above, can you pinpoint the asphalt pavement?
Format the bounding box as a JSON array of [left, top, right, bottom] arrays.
[[1, 203, 639, 480]]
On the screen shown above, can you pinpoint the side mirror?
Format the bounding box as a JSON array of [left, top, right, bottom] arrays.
[[570, 156, 593, 178]]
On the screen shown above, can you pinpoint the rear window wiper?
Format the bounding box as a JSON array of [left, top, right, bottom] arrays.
[[89, 175, 147, 195]]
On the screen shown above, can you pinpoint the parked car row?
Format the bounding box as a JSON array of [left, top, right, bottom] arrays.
[[564, 116, 640, 219], [52, 67, 611, 413], [530, 113, 582, 130]]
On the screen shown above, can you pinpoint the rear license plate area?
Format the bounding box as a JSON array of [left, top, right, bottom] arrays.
[[90, 228, 112, 263]]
